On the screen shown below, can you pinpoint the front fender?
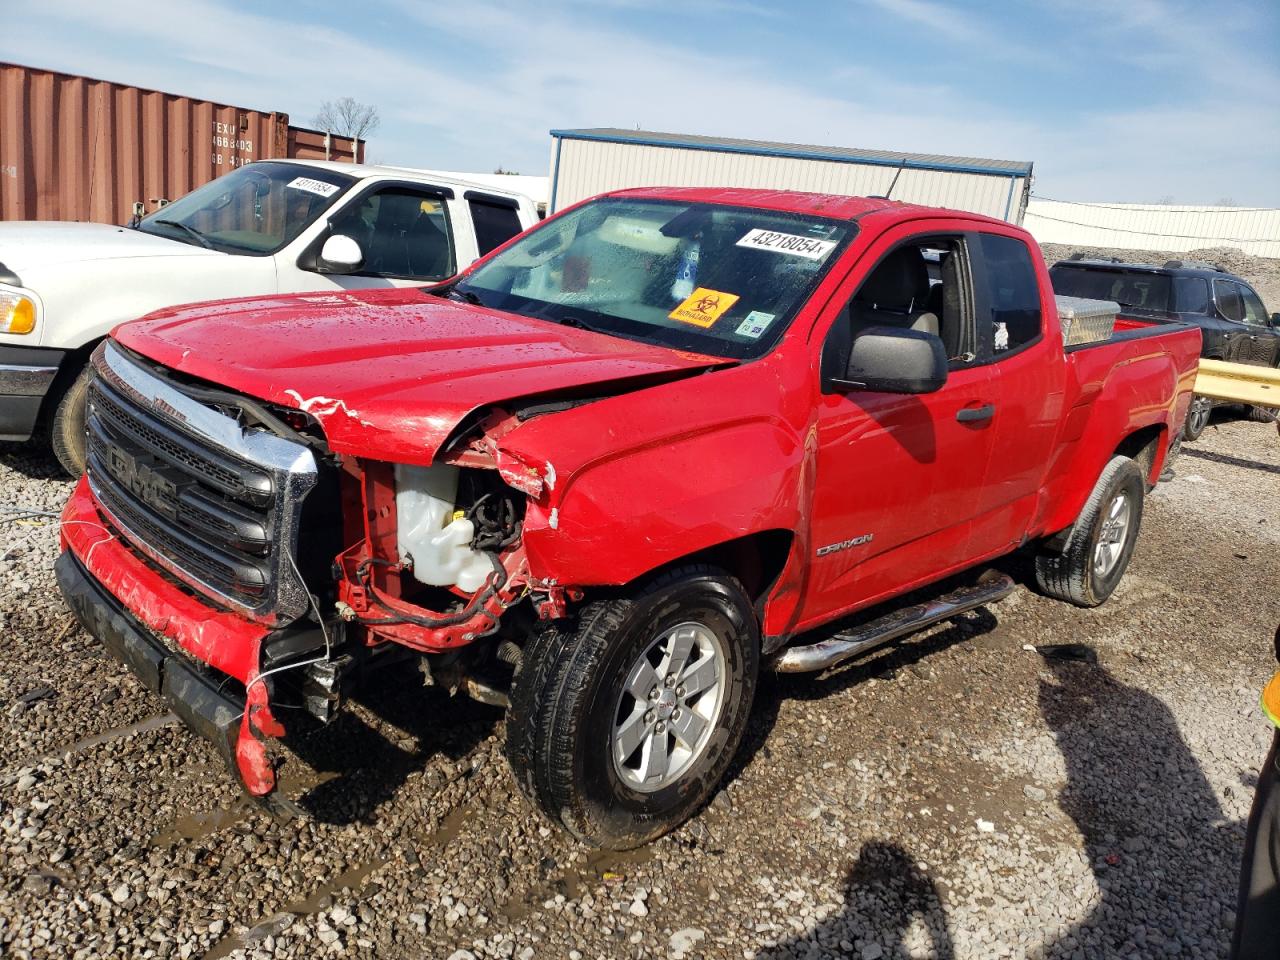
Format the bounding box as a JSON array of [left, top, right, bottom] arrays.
[[520, 415, 805, 586]]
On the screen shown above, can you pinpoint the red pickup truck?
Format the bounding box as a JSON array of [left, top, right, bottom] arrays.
[[56, 188, 1200, 848]]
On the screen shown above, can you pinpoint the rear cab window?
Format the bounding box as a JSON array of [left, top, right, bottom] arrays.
[[977, 233, 1041, 356], [467, 193, 525, 256]]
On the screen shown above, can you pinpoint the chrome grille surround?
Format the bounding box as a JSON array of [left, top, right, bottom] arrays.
[[86, 340, 318, 624]]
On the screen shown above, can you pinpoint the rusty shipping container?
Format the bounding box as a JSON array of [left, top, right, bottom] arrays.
[[0, 62, 366, 225]]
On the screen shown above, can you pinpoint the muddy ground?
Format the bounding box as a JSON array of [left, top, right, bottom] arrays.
[[1, 413, 1278, 960]]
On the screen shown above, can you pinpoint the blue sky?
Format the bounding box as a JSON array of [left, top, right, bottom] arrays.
[[5, 0, 1278, 204]]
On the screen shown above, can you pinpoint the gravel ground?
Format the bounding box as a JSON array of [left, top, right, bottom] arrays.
[[1, 414, 1277, 960]]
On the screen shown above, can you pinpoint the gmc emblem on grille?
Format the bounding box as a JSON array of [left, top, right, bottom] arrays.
[[107, 447, 179, 518]]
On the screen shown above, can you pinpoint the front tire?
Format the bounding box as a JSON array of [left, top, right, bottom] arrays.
[[505, 565, 759, 849], [1182, 395, 1212, 441], [1034, 455, 1145, 608], [49, 364, 92, 476]]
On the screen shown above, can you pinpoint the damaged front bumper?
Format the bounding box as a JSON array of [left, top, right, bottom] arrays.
[[56, 549, 245, 774], [57, 477, 289, 796]]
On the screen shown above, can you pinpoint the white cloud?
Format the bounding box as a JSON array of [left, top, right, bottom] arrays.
[[2, 0, 1276, 204], [858, 0, 989, 44]]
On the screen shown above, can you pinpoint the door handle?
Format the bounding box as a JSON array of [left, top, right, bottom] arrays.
[[956, 403, 996, 423]]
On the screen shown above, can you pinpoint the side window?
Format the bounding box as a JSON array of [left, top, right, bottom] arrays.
[[1173, 276, 1210, 314], [822, 235, 974, 383], [327, 187, 455, 281], [1213, 279, 1245, 323], [976, 233, 1041, 355], [467, 195, 524, 256], [1240, 286, 1269, 326]]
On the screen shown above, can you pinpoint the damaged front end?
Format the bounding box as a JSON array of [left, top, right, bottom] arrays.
[[327, 408, 577, 697], [58, 341, 568, 800]]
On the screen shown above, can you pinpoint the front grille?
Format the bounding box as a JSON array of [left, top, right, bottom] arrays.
[[89, 378, 268, 503], [85, 341, 319, 623]]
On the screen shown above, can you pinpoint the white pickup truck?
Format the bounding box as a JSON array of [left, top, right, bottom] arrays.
[[0, 159, 540, 473]]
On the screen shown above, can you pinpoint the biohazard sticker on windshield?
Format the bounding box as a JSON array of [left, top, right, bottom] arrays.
[[287, 177, 341, 198], [735, 311, 776, 339], [669, 287, 740, 328], [736, 228, 837, 260]]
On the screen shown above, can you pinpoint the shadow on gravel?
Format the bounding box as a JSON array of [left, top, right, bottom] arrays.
[[1181, 447, 1280, 476], [735, 607, 994, 957], [0, 441, 65, 481], [281, 667, 500, 825], [758, 840, 954, 960], [1039, 656, 1236, 957]]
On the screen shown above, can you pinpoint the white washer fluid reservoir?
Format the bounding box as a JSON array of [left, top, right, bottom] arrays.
[[394, 464, 494, 593]]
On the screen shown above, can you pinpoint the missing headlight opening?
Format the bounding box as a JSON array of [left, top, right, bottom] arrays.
[[332, 457, 541, 656]]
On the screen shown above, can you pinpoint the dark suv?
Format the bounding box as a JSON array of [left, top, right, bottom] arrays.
[[1050, 257, 1280, 438]]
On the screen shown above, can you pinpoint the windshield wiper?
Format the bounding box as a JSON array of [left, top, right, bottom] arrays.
[[153, 219, 213, 250], [547, 313, 607, 334], [446, 288, 484, 306]]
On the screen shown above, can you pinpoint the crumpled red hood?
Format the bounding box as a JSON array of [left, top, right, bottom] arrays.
[[113, 287, 724, 464]]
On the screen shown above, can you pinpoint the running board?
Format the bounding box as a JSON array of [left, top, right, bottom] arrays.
[[769, 572, 1016, 674]]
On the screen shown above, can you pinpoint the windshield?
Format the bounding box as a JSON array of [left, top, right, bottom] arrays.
[[1050, 265, 1172, 313], [452, 197, 855, 360], [136, 162, 355, 255]]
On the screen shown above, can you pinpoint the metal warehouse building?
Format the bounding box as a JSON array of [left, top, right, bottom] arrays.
[[548, 128, 1033, 222]]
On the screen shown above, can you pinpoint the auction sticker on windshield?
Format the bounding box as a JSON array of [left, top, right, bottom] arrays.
[[669, 287, 740, 328], [287, 177, 341, 198], [736, 229, 837, 261]]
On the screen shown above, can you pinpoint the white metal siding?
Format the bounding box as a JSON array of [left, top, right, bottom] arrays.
[[1025, 199, 1280, 258], [550, 138, 1027, 221]]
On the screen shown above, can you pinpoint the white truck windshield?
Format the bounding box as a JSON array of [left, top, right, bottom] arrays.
[[136, 162, 355, 255]]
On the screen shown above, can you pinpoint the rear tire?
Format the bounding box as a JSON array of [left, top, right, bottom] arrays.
[[49, 364, 92, 477], [505, 565, 758, 849], [1034, 456, 1145, 608], [1182, 395, 1212, 441]]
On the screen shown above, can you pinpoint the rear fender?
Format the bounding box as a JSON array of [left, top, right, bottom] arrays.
[[1035, 347, 1189, 536]]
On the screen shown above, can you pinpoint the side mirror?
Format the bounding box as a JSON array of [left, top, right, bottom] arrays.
[[1271, 312, 1280, 328], [831, 326, 948, 394], [317, 234, 364, 274]]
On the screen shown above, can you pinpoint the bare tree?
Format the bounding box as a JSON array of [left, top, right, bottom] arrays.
[[493, 166, 521, 175], [313, 97, 381, 143], [1214, 197, 1238, 207]]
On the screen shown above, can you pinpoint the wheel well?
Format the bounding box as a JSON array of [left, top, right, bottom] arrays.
[[650, 530, 794, 603], [1113, 424, 1166, 485], [35, 338, 102, 431]]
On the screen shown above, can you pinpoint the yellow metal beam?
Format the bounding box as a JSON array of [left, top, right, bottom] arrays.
[[1194, 358, 1280, 410]]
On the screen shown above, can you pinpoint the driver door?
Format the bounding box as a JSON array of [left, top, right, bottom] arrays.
[[800, 228, 998, 628]]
